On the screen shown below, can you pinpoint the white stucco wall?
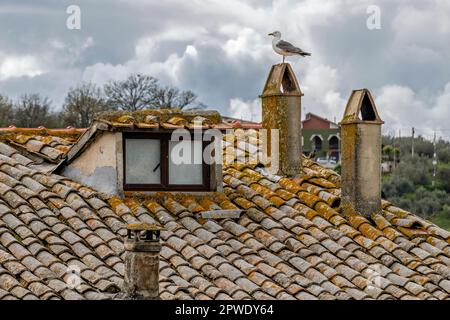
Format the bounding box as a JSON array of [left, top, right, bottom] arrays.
[[62, 132, 119, 195]]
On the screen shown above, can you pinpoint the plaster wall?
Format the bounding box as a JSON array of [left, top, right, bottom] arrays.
[[62, 132, 119, 195]]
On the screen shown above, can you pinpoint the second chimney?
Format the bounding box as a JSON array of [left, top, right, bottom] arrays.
[[260, 63, 303, 176], [340, 89, 384, 218], [123, 223, 162, 300]]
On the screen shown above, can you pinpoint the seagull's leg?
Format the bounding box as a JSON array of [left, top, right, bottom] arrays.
[[282, 56, 285, 63]]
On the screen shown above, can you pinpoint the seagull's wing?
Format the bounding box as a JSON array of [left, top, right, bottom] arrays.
[[276, 40, 311, 56]]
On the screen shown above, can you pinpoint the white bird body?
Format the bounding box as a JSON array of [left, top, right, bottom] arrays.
[[272, 37, 297, 56], [268, 31, 311, 63]]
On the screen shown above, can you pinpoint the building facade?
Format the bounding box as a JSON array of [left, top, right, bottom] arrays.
[[302, 112, 340, 161]]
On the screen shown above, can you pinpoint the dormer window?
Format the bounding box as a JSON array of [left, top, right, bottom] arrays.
[[60, 109, 224, 195], [123, 132, 210, 191]]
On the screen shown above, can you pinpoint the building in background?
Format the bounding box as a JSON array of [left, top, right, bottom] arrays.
[[223, 113, 341, 163], [302, 112, 340, 162]]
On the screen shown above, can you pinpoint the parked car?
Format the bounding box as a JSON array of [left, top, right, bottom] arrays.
[[316, 157, 337, 169]]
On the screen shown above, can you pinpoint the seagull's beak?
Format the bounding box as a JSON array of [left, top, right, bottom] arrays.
[[268, 32, 273, 36]]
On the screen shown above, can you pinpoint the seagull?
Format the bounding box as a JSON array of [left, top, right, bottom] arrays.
[[268, 31, 311, 63]]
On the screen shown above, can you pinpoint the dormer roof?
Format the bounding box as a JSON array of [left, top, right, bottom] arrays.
[[95, 109, 224, 129]]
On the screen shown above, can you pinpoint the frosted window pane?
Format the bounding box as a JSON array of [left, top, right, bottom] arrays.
[[125, 139, 161, 184], [169, 140, 203, 185]]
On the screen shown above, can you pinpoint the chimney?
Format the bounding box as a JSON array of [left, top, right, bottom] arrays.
[[339, 89, 384, 218], [123, 223, 162, 300], [260, 63, 302, 176]]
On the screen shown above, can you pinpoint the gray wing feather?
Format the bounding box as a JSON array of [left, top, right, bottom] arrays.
[[276, 40, 303, 53], [276, 40, 311, 55]]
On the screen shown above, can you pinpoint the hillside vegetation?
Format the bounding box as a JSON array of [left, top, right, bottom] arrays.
[[381, 135, 450, 230]]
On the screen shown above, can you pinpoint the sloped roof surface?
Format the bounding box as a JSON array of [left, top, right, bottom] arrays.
[[0, 126, 449, 300], [302, 113, 339, 127]]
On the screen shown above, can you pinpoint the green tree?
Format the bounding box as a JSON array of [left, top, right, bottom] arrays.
[[437, 164, 450, 193]]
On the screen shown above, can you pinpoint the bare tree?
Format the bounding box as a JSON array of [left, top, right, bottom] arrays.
[[153, 86, 198, 109], [104, 73, 158, 111], [62, 82, 112, 127], [104, 73, 202, 111], [14, 94, 56, 127], [0, 94, 14, 127]]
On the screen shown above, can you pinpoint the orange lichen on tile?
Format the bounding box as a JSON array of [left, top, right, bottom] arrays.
[[329, 214, 347, 227], [219, 199, 239, 210], [308, 177, 337, 189], [123, 198, 142, 215], [55, 145, 71, 153], [242, 168, 263, 181], [347, 214, 370, 230], [274, 188, 294, 201], [338, 224, 360, 238], [178, 197, 205, 213], [198, 198, 220, 211], [249, 183, 275, 198], [144, 200, 165, 214], [376, 237, 399, 252], [372, 213, 391, 230], [233, 197, 256, 210], [277, 178, 304, 194], [382, 227, 402, 241], [268, 196, 285, 207], [163, 197, 188, 215], [353, 235, 377, 250], [107, 196, 124, 211], [303, 208, 321, 220], [314, 202, 338, 220], [398, 227, 429, 239], [297, 191, 323, 208], [225, 168, 246, 180], [358, 223, 384, 241], [386, 206, 411, 218], [10, 134, 33, 145]]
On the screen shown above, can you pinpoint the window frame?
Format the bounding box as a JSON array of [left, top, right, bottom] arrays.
[[123, 131, 211, 191]]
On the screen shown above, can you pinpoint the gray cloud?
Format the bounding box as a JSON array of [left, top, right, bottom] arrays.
[[0, 0, 449, 137]]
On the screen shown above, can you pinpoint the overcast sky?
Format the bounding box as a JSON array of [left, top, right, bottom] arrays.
[[0, 0, 449, 139]]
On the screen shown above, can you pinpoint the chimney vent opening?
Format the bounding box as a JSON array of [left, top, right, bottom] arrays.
[[281, 68, 297, 93], [360, 93, 376, 121], [126, 223, 163, 242]]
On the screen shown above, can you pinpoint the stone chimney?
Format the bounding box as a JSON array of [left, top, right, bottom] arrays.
[[260, 63, 302, 176], [123, 223, 163, 300], [339, 89, 384, 218]]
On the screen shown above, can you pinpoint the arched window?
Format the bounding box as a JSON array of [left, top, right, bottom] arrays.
[[329, 136, 339, 150], [312, 136, 323, 151]]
